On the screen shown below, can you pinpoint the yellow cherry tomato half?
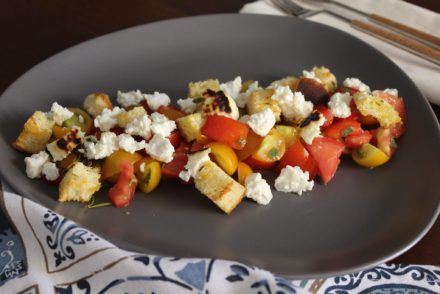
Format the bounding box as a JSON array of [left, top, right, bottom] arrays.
[[63, 108, 93, 134], [352, 143, 390, 168], [252, 128, 286, 163], [102, 150, 143, 182], [136, 160, 161, 193], [206, 142, 238, 176], [274, 125, 300, 148], [237, 161, 253, 185]]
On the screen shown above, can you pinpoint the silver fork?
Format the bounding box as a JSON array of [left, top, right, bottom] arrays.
[[269, 0, 440, 66]]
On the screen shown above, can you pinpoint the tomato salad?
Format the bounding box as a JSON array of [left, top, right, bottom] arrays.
[[14, 66, 406, 214]]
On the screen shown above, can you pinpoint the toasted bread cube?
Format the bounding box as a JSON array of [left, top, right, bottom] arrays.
[[247, 88, 281, 121], [269, 76, 299, 91], [311, 66, 337, 92], [194, 161, 245, 214], [47, 128, 84, 161], [59, 162, 101, 203], [188, 79, 220, 98], [14, 111, 55, 154], [353, 92, 401, 128], [176, 113, 206, 142], [83, 93, 113, 117], [117, 106, 147, 128]]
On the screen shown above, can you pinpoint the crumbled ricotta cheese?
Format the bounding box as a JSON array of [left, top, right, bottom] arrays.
[[373, 88, 399, 97], [328, 92, 352, 118], [220, 76, 242, 100], [343, 78, 370, 92], [145, 92, 171, 111], [50, 102, 74, 126], [117, 134, 147, 154], [41, 162, 60, 181], [125, 114, 152, 139], [246, 108, 276, 136], [244, 173, 273, 205], [275, 165, 314, 195], [117, 90, 145, 108], [139, 162, 146, 173], [150, 112, 177, 137], [78, 114, 84, 123], [24, 151, 49, 179], [179, 148, 211, 182], [145, 134, 175, 163], [272, 86, 313, 122], [94, 107, 125, 131], [177, 98, 197, 114], [300, 113, 325, 144], [235, 81, 260, 108], [302, 70, 321, 83], [84, 132, 119, 160]]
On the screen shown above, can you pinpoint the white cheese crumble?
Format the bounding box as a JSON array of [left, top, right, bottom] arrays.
[[125, 114, 152, 139], [220, 76, 242, 100], [179, 148, 211, 182], [50, 102, 74, 126], [275, 165, 314, 195], [177, 98, 197, 114], [145, 134, 174, 163], [373, 88, 399, 97], [300, 113, 325, 145], [117, 90, 145, 108], [117, 134, 147, 154], [84, 132, 119, 160], [235, 81, 260, 108], [150, 112, 177, 137], [343, 78, 370, 92], [302, 70, 321, 83], [328, 92, 352, 118], [139, 162, 146, 173], [78, 114, 84, 123], [244, 173, 273, 205], [24, 151, 49, 179], [145, 92, 171, 111], [94, 107, 125, 131], [41, 162, 60, 181], [272, 86, 313, 122], [246, 108, 276, 137]]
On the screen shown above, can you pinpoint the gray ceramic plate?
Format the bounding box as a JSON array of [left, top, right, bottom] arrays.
[[0, 14, 439, 279]]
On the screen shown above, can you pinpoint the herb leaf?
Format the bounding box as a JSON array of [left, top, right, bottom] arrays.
[[342, 127, 353, 137]]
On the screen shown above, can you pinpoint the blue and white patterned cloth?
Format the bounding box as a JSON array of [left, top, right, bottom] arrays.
[[0, 191, 439, 293]]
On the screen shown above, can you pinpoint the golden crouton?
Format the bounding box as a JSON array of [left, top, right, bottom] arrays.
[[353, 92, 401, 128], [247, 88, 282, 121], [117, 106, 147, 128], [269, 76, 299, 91], [176, 113, 206, 142], [14, 111, 55, 154], [311, 66, 337, 92], [47, 128, 84, 161], [188, 79, 220, 98], [194, 161, 245, 214], [83, 93, 113, 117], [59, 162, 101, 203]]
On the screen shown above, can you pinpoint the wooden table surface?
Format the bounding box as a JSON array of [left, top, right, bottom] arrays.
[[1, 0, 439, 267]]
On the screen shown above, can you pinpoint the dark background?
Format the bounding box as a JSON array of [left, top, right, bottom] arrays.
[[1, 0, 439, 265]]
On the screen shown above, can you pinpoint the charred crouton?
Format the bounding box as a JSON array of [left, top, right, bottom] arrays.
[[14, 111, 55, 154], [188, 79, 220, 98], [201, 89, 239, 120], [296, 77, 329, 105]]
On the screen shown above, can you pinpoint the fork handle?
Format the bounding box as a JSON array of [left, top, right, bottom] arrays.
[[369, 13, 440, 50], [351, 19, 440, 66]]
